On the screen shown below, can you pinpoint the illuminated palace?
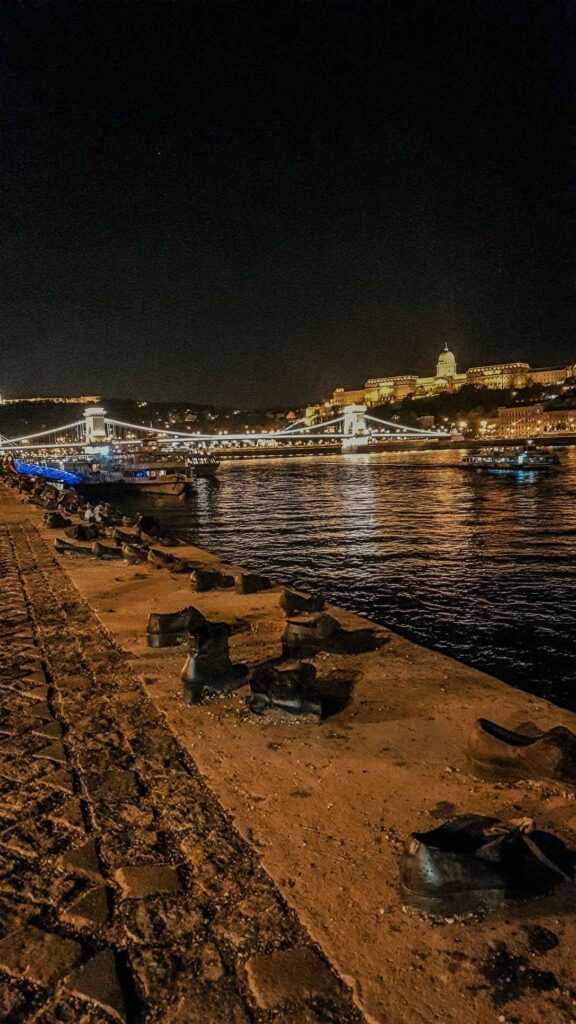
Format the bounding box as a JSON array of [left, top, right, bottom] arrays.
[[306, 346, 576, 420]]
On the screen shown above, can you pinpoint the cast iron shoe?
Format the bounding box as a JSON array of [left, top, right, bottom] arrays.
[[92, 541, 123, 560], [147, 606, 206, 648], [467, 718, 576, 784], [279, 588, 326, 615], [234, 572, 271, 594], [43, 511, 71, 529], [181, 623, 247, 703], [282, 613, 377, 657], [122, 542, 148, 564], [109, 527, 140, 545], [190, 568, 235, 592], [54, 538, 94, 557], [400, 814, 575, 916], [247, 662, 322, 717], [65, 523, 100, 541], [140, 529, 181, 548]]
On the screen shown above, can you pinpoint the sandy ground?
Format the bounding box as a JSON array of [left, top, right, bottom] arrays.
[[13, 494, 576, 1024]]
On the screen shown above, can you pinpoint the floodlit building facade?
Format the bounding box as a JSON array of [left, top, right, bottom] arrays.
[[496, 403, 576, 438], [306, 346, 576, 422]]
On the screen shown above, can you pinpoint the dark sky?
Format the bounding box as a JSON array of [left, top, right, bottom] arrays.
[[2, 1, 575, 406]]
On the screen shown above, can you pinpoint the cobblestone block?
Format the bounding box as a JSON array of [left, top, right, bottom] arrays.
[[92, 800, 155, 833], [199, 941, 225, 981], [0, 925, 82, 986], [33, 720, 64, 740], [64, 949, 126, 1023], [165, 985, 250, 1023], [31, 998, 116, 1024], [100, 828, 164, 867], [0, 894, 36, 939], [129, 945, 184, 998], [213, 889, 291, 951], [49, 797, 86, 832], [18, 699, 51, 720], [58, 674, 93, 693], [85, 768, 140, 802], [113, 864, 182, 899], [0, 973, 32, 1019], [38, 767, 75, 793], [63, 885, 110, 929], [61, 837, 103, 881], [1, 816, 72, 861], [244, 946, 341, 1009], [34, 740, 68, 765], [0, 753, 54, 783], [122, 893, 205, 944]]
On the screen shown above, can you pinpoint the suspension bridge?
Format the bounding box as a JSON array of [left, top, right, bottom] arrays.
[[0, 404, 447, 461]]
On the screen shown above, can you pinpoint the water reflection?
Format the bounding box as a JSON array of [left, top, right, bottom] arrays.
[[119, 449, 576, 710]]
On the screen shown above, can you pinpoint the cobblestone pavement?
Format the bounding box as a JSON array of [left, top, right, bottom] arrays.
[[0, 521, 364, 1024]]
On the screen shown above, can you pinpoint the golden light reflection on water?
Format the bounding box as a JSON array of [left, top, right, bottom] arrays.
[[120, 447, 576, 709]]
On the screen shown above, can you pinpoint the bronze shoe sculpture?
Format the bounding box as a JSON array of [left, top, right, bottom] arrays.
[[279, 588, 326, 615], [190, 568, 235, 592], [54, 537, 94, 557], [401, 814, 574, 916], [122, 542, 148, 565], [247, 662, 322, 717], [234, 572, 272, 594], [43, 511, 71, 529], [467, 718, 576, 784], [65, 523, 100, 541], [282, 612, 378, 657], [92, 541, 123, 560], [147, 606, 206, 648], [181, 623, 247, 703], [146, 547, 187, 570]]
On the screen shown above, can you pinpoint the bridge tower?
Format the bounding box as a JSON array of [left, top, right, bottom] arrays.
[[83, 407, 107, 444], [342, 404, 368, 448]]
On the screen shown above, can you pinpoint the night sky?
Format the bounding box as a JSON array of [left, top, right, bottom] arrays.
[[2, 1, 575, 406]]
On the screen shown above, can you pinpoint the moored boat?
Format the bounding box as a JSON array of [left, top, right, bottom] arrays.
[[4, 449, 220, 496], [118, 452, 219, 494]]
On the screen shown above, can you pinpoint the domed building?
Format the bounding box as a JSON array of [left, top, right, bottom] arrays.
[[436, 343, 457, 379], [313, 343, 576, 421]]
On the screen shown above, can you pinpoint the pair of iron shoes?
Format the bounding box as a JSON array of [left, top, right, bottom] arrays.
[[401, 719, 576, 915], [401, 813, 574, 915]]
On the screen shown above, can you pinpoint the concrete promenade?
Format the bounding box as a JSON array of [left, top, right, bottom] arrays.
[[2, 487, 576, 1023]]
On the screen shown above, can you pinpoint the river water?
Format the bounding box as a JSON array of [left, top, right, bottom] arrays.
[[118, 448, 576, 710]]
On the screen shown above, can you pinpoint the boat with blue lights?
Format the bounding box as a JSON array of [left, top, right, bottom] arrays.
[[461, 445, 560, 473], [5, 451, 219, 496]]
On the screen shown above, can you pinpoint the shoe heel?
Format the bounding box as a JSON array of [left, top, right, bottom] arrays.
[[400, 883, 505, 916], [466, 756, 520, 782], [146, 633, 184, 649]]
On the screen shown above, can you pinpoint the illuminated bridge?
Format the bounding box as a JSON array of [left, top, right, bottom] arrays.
[[0, 404, 447, 460]]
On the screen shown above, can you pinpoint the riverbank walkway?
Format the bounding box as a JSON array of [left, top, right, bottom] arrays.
[[0, 491, 363, 1023], [3, 486, 576, 1024]]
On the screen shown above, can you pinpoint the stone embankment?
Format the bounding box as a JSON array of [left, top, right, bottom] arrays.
[[0, 500, 362, 1023], [2, 485, 576, 1024]]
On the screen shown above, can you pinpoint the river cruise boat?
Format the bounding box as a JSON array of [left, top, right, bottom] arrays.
[[119, 453, 218, 495], [6, 451, 219, 496], [461, 446, 560, 473]]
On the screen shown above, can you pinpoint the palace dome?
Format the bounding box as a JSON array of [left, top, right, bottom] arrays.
[[436, 343, 457, 379]]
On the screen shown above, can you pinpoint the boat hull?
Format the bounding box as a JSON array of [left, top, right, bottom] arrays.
[[462, 465, 558, 474], [122, 480, 188, 495]]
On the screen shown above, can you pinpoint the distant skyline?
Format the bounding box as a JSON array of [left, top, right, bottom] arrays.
[[2, 2, 575, 406]]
